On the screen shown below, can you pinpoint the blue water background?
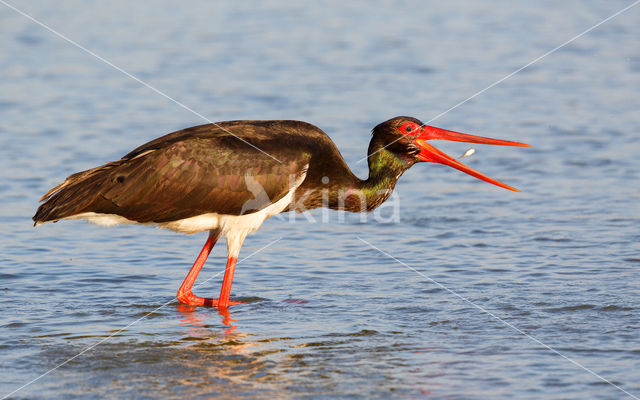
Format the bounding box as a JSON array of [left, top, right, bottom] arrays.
[[1, 1, 639, 399]]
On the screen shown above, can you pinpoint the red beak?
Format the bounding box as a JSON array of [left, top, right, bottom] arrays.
[[415, 125, 530, 191]]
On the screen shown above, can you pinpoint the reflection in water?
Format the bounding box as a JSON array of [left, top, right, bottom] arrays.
[[175, 304, 260, 359], [176, 304, 238, 336], [171, 304, 279, 395], [176, 303, 204, 327], [218, 308, 238, 336]]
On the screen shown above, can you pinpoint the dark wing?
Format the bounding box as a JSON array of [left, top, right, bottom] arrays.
[[34, 122, 311, 224]]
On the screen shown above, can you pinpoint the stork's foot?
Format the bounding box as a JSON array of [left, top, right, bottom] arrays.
[[177, 290, 243, 307]]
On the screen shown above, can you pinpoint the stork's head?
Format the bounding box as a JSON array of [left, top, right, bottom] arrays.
[[370, 116, 530, 191]]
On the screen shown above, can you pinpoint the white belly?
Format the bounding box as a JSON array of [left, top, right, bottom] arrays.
[[160, 186, 295, 234]]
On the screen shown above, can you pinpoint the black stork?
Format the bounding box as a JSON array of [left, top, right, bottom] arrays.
[[33, 117, 529, 308]]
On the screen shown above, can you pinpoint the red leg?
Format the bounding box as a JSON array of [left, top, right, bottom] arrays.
[[176, 231, 243, 308], [176, 231, 218, 306], [218, 256, 238, 308], [216, 231, 247, 308]]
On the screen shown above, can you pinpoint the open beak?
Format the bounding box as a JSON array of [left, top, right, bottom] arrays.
[[415, 125, 530, 191]]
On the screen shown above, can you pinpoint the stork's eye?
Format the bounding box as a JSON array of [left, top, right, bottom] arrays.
[[398, 123, 418, 135]]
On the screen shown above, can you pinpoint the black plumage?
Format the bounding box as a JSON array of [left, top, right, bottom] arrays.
[[34, 120, 360, 225]]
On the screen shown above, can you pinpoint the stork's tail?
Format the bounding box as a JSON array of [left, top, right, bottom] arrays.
[[33, 162, 119, 226]]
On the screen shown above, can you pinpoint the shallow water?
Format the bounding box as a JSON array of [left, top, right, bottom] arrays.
[[1, 1, 640, 399]]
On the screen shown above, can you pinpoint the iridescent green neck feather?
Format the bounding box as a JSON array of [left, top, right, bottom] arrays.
[[334, 143, 413, 213]]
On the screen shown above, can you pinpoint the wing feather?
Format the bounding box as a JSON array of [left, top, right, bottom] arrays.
[[33, 120, 339, 225], [96, 137, 309, 222]]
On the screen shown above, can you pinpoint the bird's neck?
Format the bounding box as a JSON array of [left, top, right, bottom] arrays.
[[359, 147, 411, 210], [295, 140, 413, 213], [327, 146, 411, 213]]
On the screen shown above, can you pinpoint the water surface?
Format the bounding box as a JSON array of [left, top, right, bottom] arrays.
[[1, 1, 639, 399]]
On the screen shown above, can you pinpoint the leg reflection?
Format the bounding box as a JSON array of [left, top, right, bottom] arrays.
[[175, 303, 238, 337]]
